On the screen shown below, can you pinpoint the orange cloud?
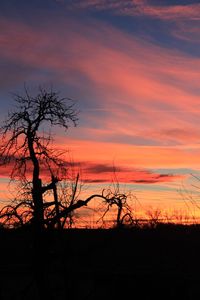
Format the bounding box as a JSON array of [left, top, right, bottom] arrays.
[[58, 138, 200, 170], [77, 162, 182, 184]]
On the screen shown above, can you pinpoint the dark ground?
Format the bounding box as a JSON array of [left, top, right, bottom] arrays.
[[0, 224, 200, 299]]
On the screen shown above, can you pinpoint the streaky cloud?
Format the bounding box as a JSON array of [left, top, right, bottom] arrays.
[[58, 0, 200, 21]]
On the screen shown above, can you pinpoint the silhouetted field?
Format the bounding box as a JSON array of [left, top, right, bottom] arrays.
[[1, 224, 200, 299]]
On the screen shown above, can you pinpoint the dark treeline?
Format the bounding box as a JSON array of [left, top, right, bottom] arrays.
[[0, 224, 200, 299]]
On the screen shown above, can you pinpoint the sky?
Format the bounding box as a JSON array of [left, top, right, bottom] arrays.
[[1, 0, 200, 220]]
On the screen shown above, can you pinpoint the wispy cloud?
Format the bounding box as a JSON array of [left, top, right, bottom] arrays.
[[1, 14, 200, 163], [59, 0, 200, 21], [147, 128, 200, 145], [127, 1, 200, 21], [172, 21, 200, 43]]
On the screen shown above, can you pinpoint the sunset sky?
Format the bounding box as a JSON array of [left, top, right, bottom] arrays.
[[1, 0, 200, 219]]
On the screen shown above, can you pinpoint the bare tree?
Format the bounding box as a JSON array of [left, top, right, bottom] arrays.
[[0, 86, 78, 232], [96, 185, 135, 228], [145, 208, 162, 228], [0, 86, 136, 232]]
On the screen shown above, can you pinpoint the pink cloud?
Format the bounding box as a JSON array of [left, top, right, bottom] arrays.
[[1, 16, 200, 148], [59, 0, 131, 12], [81, 162, 182, 184], [59, 0, 200, 21], [149, 128, 200, 145], [128, 1, 200, 21]]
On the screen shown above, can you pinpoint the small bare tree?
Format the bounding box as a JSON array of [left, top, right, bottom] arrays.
[[146, 208, 162, 228], [96, 185, 135, 228]]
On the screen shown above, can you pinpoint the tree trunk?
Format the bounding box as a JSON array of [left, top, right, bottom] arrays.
[[32, 178, 44, 232], [28, 132, 44, 232], [116, 202, 123, 228], [52, 178, 61, 229]]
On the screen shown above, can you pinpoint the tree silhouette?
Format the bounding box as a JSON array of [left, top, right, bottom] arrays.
[[0, 86, 135, 232], [0, 86, 78, 232]]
